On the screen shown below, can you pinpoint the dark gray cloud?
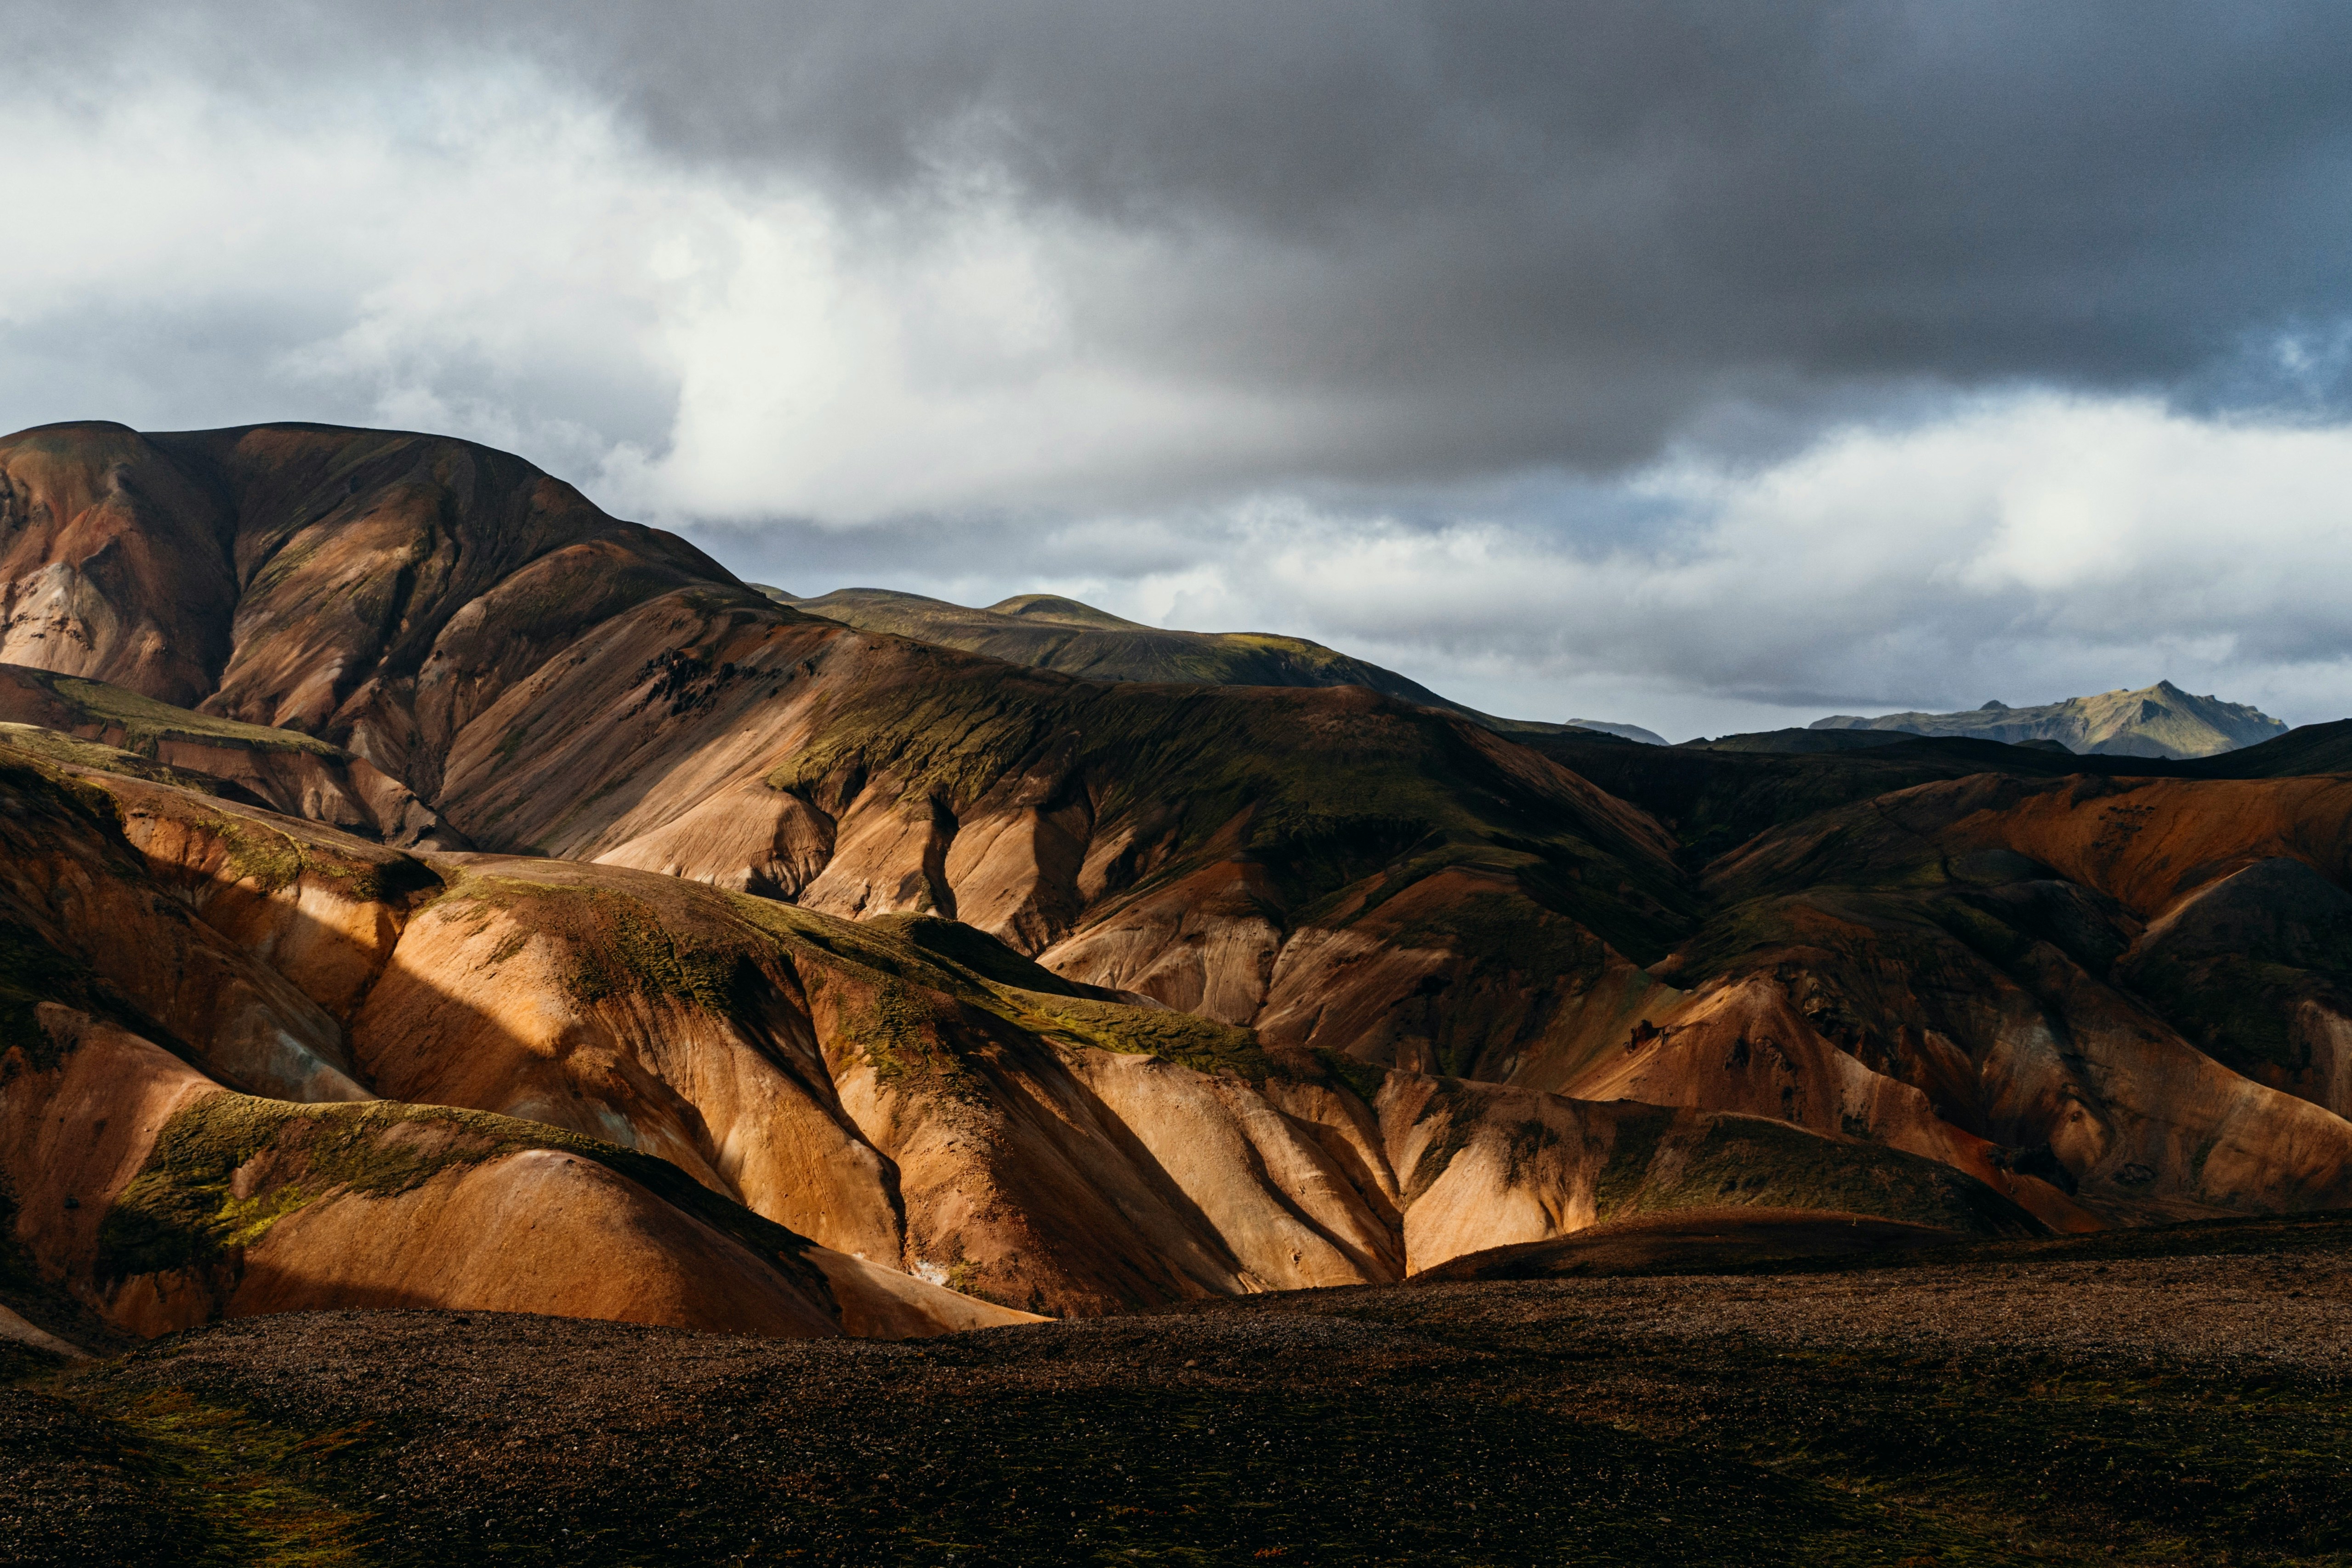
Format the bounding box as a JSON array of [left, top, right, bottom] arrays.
[[25, 0, 2352, 482], [488, 0, 2352, 464], [11, 2, 2352, 736]]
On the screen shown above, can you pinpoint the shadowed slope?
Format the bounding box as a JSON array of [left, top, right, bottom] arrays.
[[1575, 772, 2352, 1224], [781, 585, 1574, 734]]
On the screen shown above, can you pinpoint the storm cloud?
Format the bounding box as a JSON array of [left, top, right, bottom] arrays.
[[7, 2, 2352, 731]]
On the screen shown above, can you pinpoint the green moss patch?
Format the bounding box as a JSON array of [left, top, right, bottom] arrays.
[[0, 723, 233, 795], [81, 1387, 384, 1567], [428, 873, 755, 1017], [1601, 1110, 2039, 1238], [94, 1093, 829, 1303], [1312, 1047, 1389, 1108], [182, 810, 436, 904], [995, 989, 1269, 1081], [42, 671, 341, 756]]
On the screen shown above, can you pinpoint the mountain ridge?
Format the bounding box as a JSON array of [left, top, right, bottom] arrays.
[[1809, 679, 2286, 759], [772, 584, 1634, 739]]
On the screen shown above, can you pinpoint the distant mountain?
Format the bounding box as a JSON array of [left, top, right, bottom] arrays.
[[771, 585, 1610, 736], [1808, 680, 2286, 760], [1565, 718, 1668, 745]]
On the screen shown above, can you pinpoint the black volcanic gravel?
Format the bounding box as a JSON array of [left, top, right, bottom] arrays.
[[6, 1220, 2352, 1566]]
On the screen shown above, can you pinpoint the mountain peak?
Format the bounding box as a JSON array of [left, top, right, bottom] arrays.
[[984, 594, 1149, 630], [1807, 680, 2286, 759]]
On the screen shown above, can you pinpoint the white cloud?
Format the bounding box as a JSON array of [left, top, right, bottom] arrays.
[[771, 394, 2352, 737]]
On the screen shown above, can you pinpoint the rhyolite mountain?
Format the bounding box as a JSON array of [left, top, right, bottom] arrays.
[[776, 584, 1661, 740], [1808, 681, 2286, 758], [4, 417, 2352, 1350]]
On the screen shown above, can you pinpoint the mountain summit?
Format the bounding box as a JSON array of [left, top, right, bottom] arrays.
[[775, 585, 1605, 734], [1810, 680, 2285, 759]]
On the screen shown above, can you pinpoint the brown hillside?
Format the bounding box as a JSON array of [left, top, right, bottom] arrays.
[[0, 728, 2041, 1348]]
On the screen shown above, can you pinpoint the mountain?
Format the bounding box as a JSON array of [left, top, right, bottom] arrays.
[[774, 585, 1637, 738], [1564, 717, 1668, 744], [0, 662, 462, 846], [1809, 680, 2287, 758], [0, 716, 2011, 1345], [0, 419, 731, 801], [9, 416, 2352, 1350]]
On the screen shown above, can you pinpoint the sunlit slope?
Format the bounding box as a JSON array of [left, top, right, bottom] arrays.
[[1812, 680, 2286, 758], [0, 727, 2032, 1349]]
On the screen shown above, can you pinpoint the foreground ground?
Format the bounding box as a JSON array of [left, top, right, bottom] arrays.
[[5, 1212, 2350, 1567]]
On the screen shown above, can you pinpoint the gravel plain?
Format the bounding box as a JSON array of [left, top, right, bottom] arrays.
[[5, 1214, 2350, 1567]]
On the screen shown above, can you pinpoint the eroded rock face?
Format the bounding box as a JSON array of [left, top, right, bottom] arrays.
[[0, 745, 2032, 1344], [1578, 773, 2352, 1225], [0, 423, 1699, 1106]]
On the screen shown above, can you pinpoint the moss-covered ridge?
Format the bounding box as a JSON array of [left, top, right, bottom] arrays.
[[424, 860, 1276, 1087], [1594, 1106, 2040, 1238], [0, 664, 340, 756], [780, 585, 1570, 734], [406, 864, 2028, 1244], [764, 665, 1694, 963], [0, 722, 244, 797], [94, 1091, 833, 1302]]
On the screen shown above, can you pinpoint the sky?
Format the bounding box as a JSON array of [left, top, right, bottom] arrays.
[[7, 2, 2352, 739]]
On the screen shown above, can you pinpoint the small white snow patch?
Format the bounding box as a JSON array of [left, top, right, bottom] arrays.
[[911, 1261, 949, 1287]]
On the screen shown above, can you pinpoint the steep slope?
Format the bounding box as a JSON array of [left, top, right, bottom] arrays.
[[0, 739, 1027, 1339], [0, 662, 460, 846], [1810, 680, 2286, 758], [0, 726, 2043, 1347], [780, 585, 1583, 735], [0, 420, 739, 800], [1560, 772, 2352, 1225], [420, 594, 1700, 1085]]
